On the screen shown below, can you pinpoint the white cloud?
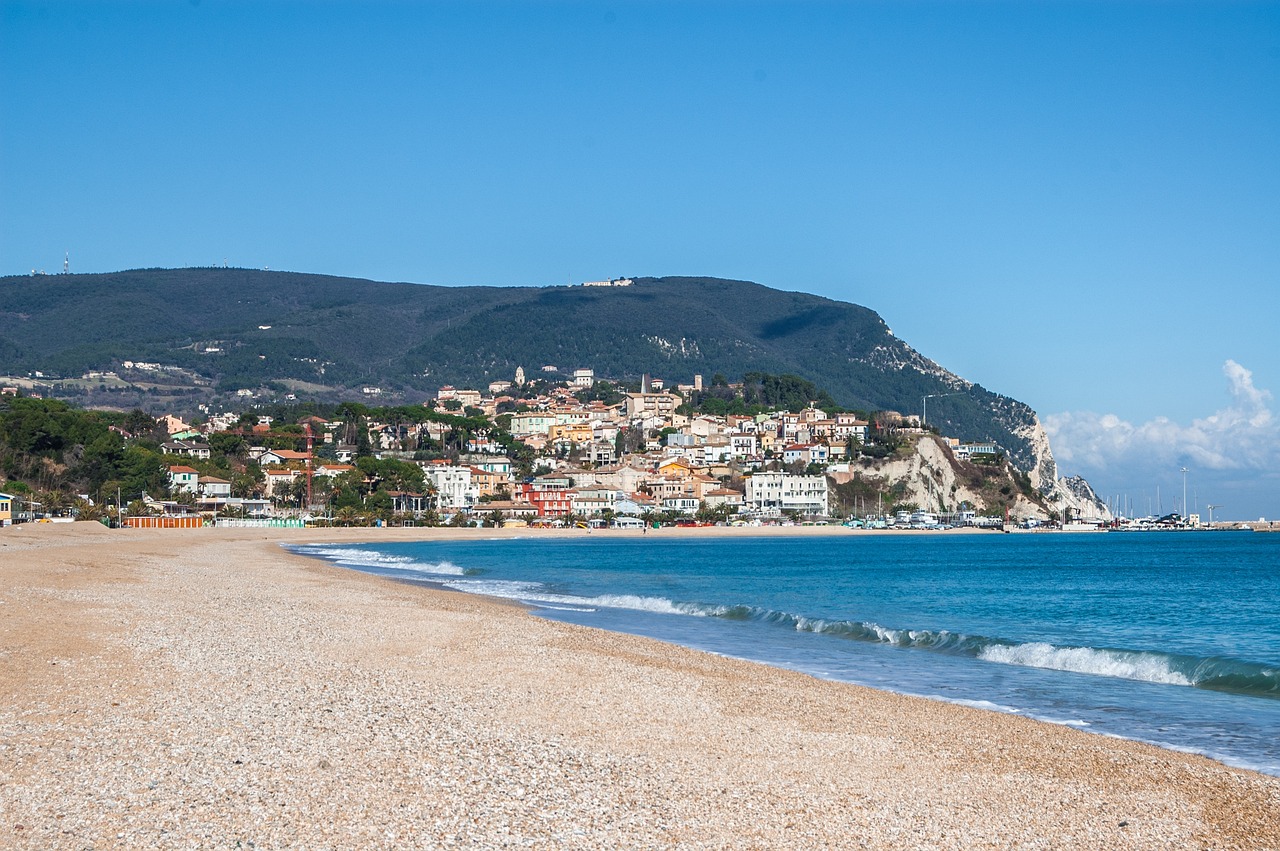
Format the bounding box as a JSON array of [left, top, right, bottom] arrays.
[[1044, 360, 1278, 475]]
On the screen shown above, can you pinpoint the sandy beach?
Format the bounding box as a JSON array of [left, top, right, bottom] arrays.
[[2, 523, 1277, 849]]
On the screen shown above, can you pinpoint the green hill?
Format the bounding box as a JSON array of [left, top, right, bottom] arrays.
[[0, 268, 1045, 471]]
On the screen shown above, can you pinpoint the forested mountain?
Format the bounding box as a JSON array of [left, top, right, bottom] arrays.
[[0, 268, 1046, 472]]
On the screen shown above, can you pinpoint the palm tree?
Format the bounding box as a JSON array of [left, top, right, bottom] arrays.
[[38, 489, 71, 518], [72, 498, 104, 522]]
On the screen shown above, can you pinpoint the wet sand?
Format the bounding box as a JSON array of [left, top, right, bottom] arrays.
[[2, 522, 1277, 849]]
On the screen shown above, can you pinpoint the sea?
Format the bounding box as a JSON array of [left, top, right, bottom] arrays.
[[289, 531, 1280, 776]]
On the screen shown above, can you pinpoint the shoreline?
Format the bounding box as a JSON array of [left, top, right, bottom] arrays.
[[286, 526, 1279, 778], [3, 523, 1278, 848]]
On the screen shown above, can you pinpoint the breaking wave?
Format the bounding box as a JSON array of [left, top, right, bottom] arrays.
[[707, 605, 1280, 699], [633, 601, 1279, 700], [440, 582, 709, 616], [287, 545, 467, 577]]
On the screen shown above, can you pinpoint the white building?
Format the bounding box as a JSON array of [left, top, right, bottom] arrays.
[[459, 454, 514, 478], [782, 443, 830, 466], [744, 472, 829, 517], [572, 368, 595, 388], [168, 465, 199, 494], [571, 486, 617, 516], [662, 496, 700, 515], [198, 476, 232, 499], [421, 464, 479, 510], [729, 433, 759, 459], [955, 442, 999, 462]]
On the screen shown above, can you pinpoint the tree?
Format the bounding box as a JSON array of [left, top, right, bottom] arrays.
[[366, 489, 393, 519], [232, 468, 264, 499], [355, 424, 373, 458], [72, 497, 105, 522], [123, 408, 161, 440], [209, 431, 247, 458], [38, 489, 71, 517]]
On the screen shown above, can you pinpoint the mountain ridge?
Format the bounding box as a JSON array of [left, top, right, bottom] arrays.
[[0, 267, 1058, 485]]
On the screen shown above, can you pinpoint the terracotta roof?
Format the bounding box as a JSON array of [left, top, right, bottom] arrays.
[[270, 449, 312, 460]]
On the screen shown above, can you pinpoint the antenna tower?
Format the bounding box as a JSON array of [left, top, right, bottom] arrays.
[[63, 252, 69, 274]]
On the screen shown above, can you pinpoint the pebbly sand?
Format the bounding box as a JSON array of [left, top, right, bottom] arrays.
[[1, 523, 1277, 849]]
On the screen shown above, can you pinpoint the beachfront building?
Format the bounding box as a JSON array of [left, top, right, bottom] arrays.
[[702, 488, 744, 513], [614, 492, 657, 517], [514, 483, 572, 518], [467, 465, 508, 499], [387, 491, 431, 515], [662, 495, 700, 515], [0, 492, 14, 525], [570, 486, 616, 516], [421, 463, 479, 511], [168, 465, 200, 494], [743, 472, 829, 517], [198, 476, 232, 499], [262, 468, 300, 499], [478, 500, 539, 522]]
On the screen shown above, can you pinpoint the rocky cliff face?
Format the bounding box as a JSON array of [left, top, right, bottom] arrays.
[[834, 436, 1040, 520], [832, 432, 1112, 523], [1014, 414, 1113, 522], [1051, 473, 1114, 523]]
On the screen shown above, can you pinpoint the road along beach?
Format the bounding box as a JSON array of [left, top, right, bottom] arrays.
[[2, 523, 1277, 848]]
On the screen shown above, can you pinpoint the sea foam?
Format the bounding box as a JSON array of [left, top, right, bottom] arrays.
[[978, 642, 1194, 687], [295, 545, 466, 576]]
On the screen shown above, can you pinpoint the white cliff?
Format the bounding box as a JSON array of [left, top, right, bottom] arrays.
[[1016, 414, 1114, 523], [832, 430, 1112, 523]]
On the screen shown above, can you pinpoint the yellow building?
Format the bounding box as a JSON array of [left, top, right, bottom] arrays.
[[547, 422, 594, 444], [0, 492, 15, 525], [467, 466, 509, 499]]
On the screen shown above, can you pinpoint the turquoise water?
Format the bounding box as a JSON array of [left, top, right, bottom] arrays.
[[291, 532, 1280, 775]]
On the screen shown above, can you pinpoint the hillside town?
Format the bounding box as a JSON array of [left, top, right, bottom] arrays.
[[0, 365, 1070, 530]]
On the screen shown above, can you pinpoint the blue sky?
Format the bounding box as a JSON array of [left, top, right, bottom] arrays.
[[2, 1, 1277, 518]]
